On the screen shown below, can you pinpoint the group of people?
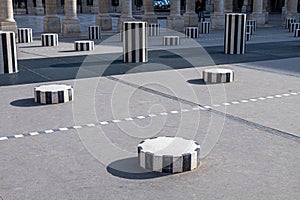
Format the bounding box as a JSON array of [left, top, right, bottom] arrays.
[[195, 0, 206, 22]]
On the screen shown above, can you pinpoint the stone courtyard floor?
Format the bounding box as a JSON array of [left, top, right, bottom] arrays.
[[0, 14, 299, 199]]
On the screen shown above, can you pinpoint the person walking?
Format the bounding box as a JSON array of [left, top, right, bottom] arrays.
[[195, 0, 206, 22]]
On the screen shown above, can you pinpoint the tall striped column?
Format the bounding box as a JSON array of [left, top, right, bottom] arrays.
[[0, 31, 18, 74], [123, 21, 148, 63], [224, 13, 246, 54], [148, 23, 160, 36]]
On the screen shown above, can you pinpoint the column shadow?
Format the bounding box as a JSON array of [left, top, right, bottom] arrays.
[[187, 79, 206, 85], [10, 98, 45, 107]]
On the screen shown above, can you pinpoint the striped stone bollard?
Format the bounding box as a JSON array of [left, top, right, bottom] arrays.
[[163, 36, 180, 46], [41, 33, 58, 46], [34, 84, 74, 104], [295, 29, 300, 37], [88, 26, 101, 40], [200, 22, 211, 34], [0, 31, 18, 74], [18, 28, 33, 43], [203, 68, 234, 84], [290, 23, 300, 33], [74, 41, 94, 51], [138, 136, 200, 173], [285, 18, 296, 29], [185, 27, 199, 38], [224, 13, 246, 55], [246, 20, 256, 31], [246, 25, 254, 35], [245, 32, 252, 41], [123, 21, 148, 63], [148, 23, 160, 36]]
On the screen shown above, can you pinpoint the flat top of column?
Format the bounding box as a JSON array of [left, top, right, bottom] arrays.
[[225, 13, 246, 16], [0, 31, 15, 34], [124, 21, 147, 24]]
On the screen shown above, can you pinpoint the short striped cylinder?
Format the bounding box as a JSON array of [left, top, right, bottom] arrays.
[[138, 137, 200, 173], [246, 20, 256, 31], [123, 21, 148, 63], [246, 32, 252, 41], [285, 18, 296, 29], [290, 23, 300, 32], [41, 33, 58, 46], [294, 29, 300, 37], [0, 31, 18, 74], [34, 84, 74, 104], [148, 23, 160, 36], [200, 21, 210, 34], [246, 25, 254, 35], [74, 41, 94, 51], [17, 28, 33, 43], [224, 13, 246, 54], [203, 68, 234, 84], [185, 27, 199, 38], [88, 26, 101, 40], [163, 36, 180, 46]]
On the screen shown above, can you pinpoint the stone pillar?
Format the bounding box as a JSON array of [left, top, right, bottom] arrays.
[[96, 0, 112, 31], [142, 0, 158, 23], [167, 0, 184, 31], [118, 0, 134, 31], [27, 0, 35, 14], [286, 0, 298, 19], [211, 0, 225, 29], [0, 0, 17, 34], [183, 0, 198, 27], [224, 0, 233, 13], [241, 0, 248, 12], [263, 0, 268, 23], [250, 0, 266, 26], [62, 0, 81, 36], [35, 0, 45, 15], [91, 0, 98, 14], [44, 0, 61, 33]]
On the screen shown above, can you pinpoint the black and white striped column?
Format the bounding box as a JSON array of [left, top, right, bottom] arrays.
[[74, 41, 94, 51], [0, 31, 18, 74], [163, 36, 180, 46], [148, 23, 160, 36], [34, 84, 74, 104], [185, 27, 199, 38], [246, 20, 256, 31], [123, 21, 148, 63], [285, 18, 296, 29], [138, 137, 200, 173], [295, 29, 300, 37], [88, 26, 101, 40], [203, 68, 234, 84], [290, 23, 300, 33], [200, 22, 211, 34], [246, 25, 254, 35], [224, 13, 246, 54], [41, 33, 58, 46], [18, 28, 33, 43]]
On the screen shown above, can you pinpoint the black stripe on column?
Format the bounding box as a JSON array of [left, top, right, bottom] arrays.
[[124, 23, 129, 62], [2, 33, 9, 73], [162, 155, 173, 173], [131, 23, 136, 62], [226, 72, 231, 82], [145, 152, 153, 171], [10, 32, 16, 73], [240, 15, 245, 53], [68, 88, 72, 101], [36, 90, 41, 103], [182, 153, 191, 172], [45, 92, 52, 104], [233, 15, 239, 54], [139, 22, 143, 62], [58, 91, 64, 103]]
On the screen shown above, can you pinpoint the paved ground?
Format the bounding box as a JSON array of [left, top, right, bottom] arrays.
[[0, 14, 299, 200]]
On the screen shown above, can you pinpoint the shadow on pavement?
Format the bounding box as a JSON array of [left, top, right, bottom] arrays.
[[10, 98, 44, 107], [187, 79, 206, 85], [107, 157, 170, 180]]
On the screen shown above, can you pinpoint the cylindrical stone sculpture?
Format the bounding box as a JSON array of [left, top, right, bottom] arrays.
[[138, 136, 200, 173], [247, 20, 257, 31], [200, 22, 211, 34], [203, 68, 234, 84], [88, 26, 101, 40], [18, 28, 33, 43], [224, 13, 246, 54], [0, 31, 18, 74], [185, 27, 199, 38], [163, 36, 180, 46], [34, 84, 74, 104], [148, 23, 160, 36], [123, 21, 148, 63], [41, 33, 58, 46], [295, 29, 300, 37], [74, 41, 94, 51]]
